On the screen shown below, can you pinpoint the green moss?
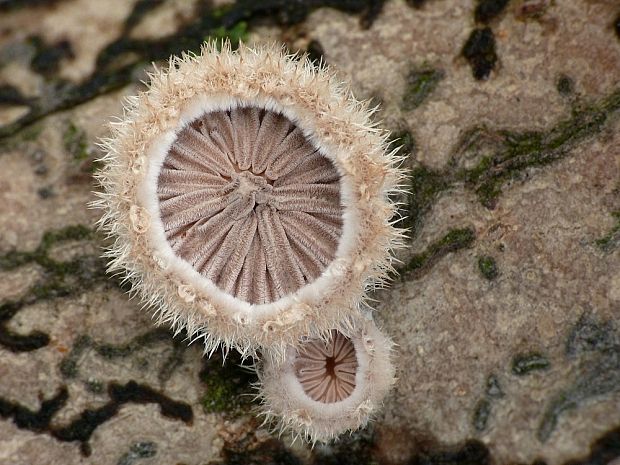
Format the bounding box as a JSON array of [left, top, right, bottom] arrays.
[[595, 210, 620, 252], [202, 381, 237, 413], [59, 358, 79, 378], [401, 67, 444, 111], [37, 187, 54, 199], [402, 166, 449, 238], [200, 353, 256, 417], [0, 250, 35, 270], [0, 225, 97, 276], [207, 22, 249, 49], [96, 344, 133, 359], [511, 352, 550, 376], [200, 375, 251, 416], [63, 122, 89, 162], [388, 131, 455, 241], [458, 88, 620, 208], [40, 224, 94, 250], [478, 255, 498, 280], [399, 227, 475, 280], [4, 231, 103, 304], [157, 341, 186, 383]]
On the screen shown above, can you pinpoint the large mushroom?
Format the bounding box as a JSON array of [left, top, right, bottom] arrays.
[[94, 42, 404, 356]]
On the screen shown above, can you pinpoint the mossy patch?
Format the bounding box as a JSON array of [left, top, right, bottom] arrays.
[[401, 165, 449, 238], [208, 22, 249, 49], [399, 227, 475, 280], [63, 121, 89, 162], [478, 255, 498, 280], [59, 334, 91, 378], [454, 88, 620, 208], [401, 67, 444, 111], [199, 351, 257, 417], [37, 186, 54, 199], [84, 379, 105, 394], [0, 224, 95, 271], [511, 352, 550, 375]]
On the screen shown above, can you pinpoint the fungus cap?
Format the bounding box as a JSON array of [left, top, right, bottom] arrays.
[[257, 318, 395, 442], [95, 42, 403, 354]]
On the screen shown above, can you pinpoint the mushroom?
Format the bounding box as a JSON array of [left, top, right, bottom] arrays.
[[94, 41, 404, 356], [257, 318, 395, 442]]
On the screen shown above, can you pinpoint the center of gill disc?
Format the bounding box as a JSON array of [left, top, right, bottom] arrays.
[[234, 171, 273, 209]]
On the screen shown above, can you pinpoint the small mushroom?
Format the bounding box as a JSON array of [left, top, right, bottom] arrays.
[[257, 318, 395, 442]]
